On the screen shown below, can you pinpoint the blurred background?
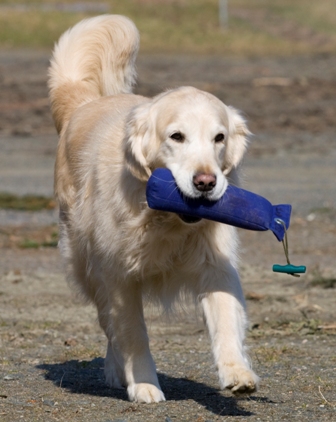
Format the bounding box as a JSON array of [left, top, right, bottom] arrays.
[[0, 0, 336, 55], [1, 2, 336, 420], [1, 0, 336, 232]]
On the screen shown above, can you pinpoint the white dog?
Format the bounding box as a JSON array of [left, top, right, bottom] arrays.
[[48, 15, 259, 403]]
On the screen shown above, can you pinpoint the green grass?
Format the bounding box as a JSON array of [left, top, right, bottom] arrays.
[[18, 229, 58, 249], [264, 0, 336, 36], [0, 0, 336, 55], [310, 276, 336, 289], [20, 236, 58, 249], [0, 192, 56, 211], [19, 239, 41, 249], [309, 266, 336, 289]]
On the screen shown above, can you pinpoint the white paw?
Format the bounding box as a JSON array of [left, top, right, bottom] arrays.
[[219, 364, 259, 395], [127, 383, 166, 403]]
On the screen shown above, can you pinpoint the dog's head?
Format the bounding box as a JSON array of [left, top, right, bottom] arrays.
[[124, 86, 249, 201]]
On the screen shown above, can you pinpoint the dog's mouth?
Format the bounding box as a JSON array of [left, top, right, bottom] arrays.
[[178, 214, 202, 224]]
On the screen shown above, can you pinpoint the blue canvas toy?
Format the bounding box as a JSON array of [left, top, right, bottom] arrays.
[[146, 168, 306, 277], [146, 168, 291, 241]]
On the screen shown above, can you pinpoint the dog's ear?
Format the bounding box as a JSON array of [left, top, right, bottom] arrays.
[[223, 106, 250, 176], [124, 101, 154, 182]]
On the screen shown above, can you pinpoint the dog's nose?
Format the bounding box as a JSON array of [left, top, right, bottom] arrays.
[[193, 173, 217, 192]]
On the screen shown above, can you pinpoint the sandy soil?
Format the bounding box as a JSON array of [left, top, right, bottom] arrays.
[[0, 50, 335, 421]]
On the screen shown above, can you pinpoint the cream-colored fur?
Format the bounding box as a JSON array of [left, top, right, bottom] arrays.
[[48, 15, 259, 403]]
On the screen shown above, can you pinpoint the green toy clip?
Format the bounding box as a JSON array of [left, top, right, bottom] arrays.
[[272, 218, 306, 277]]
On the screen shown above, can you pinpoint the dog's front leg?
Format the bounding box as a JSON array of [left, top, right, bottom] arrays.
[[200, 265, 259, 394], [104, 281, 165, 403]]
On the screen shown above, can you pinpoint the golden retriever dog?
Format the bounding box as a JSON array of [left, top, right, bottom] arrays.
[[48, 15, 259, 403]]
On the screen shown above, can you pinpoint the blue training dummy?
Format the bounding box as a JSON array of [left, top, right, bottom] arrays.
[[146, 168, 306, 277]]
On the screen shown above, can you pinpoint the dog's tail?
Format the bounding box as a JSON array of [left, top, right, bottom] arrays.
[[48, 15, 139, 133]]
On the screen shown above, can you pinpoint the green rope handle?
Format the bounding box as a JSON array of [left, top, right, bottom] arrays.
[[272, 218, 306, 277]]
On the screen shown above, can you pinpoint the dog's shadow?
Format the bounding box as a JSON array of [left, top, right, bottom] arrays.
[[36, 357, 264, 416]]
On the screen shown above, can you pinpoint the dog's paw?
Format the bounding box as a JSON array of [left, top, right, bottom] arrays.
[[219, 364, 259, 395], [127, 383, 166, 403]]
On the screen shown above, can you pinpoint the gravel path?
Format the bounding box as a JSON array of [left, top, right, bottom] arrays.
[[0, 51, 335, 421]]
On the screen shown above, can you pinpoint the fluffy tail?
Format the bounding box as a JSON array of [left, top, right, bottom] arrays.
[[48, 15, 139, 133]]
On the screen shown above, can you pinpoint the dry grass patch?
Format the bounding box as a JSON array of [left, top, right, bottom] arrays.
[[0, 0, 336, 55]]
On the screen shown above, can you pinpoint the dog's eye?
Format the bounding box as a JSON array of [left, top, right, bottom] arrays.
[[214, 133, 225, 143], [170, 132, 184, 142]]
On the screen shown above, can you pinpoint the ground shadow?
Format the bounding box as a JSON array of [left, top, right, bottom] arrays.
[[37, 358, 258, 416], [38, 358, 128, 401], [158, 373, 254, 416]]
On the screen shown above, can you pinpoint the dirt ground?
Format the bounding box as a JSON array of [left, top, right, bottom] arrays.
[[0, 50, 336, 421]]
